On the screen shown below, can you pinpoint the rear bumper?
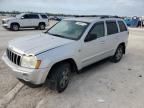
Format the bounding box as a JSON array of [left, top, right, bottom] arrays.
[[2, 53, 49, 85]]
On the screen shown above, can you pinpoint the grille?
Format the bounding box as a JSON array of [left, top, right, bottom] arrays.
[[6, 49, 21, 66]]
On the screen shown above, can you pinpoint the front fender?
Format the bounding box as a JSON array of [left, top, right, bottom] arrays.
[[36, 41, 81, 70]]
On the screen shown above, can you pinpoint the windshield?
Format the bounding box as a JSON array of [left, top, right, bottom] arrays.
[[47, 20, 89, 40], [16, 13, 24, 18]]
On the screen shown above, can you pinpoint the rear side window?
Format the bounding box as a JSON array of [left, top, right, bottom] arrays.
[[106, 21, 118, 35], [118, 21, 127, 32], [41, 15, 48, 19], [23, 14, 39, 19], [89, 22, 105, 38]]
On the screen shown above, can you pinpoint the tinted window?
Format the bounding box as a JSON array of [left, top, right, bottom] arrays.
[[23, 14, 29, 19], [89, 22, 105, 38], [41, 15, 48, 19], [23, 14, 39, 19], [29, 14, 39, 19], [118, 21, 127, 32], [106, 21, 118, 35]]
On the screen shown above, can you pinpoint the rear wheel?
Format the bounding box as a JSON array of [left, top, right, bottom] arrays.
[[11, 24, 19, 31], [48, 63, 71, 93], [111, 45, 124, 63], [39, 23, 45, 30]]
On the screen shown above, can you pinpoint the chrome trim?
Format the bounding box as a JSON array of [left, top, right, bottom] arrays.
[[6, 48, 22, 66]]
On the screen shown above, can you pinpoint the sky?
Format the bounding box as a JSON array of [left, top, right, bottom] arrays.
[[0, 0, 144, 16]]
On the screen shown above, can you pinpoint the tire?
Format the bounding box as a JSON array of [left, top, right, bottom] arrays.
[[35, 27, 38, 30], [111, 45, 124, 63], [39, 23, 45, 30], [48, 63, 71, 93], [11, 24, 19, 31]]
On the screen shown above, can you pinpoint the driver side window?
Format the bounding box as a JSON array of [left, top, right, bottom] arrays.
[[90, 22, 105, 39], [23, 14, 30, 19]]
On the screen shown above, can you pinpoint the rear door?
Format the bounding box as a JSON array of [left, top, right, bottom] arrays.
[[117, 20, 129, 44], [30, 14, 40, 26], [105, 20, 119, 56]]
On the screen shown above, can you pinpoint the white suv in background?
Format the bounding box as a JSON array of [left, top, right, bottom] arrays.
[[2, 17, 129, 93], [2, 13, 49, 31]]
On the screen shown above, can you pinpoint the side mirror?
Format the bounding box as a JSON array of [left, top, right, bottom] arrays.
[[85, 34, 97, 42]]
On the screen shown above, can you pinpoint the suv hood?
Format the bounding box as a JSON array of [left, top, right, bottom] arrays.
[[8, 33, 74, 55], [3, 17, 16, 21]]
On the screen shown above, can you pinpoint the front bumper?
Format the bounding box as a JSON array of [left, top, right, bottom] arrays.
[[2, 53, 49, 85], [2, 23, 10, 29]]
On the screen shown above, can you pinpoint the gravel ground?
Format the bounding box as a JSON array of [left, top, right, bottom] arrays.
[[0, 22, 144, 108]]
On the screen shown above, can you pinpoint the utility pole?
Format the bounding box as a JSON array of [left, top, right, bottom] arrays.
[[142, 16, 144, 28], [142, 17, 143, 28]]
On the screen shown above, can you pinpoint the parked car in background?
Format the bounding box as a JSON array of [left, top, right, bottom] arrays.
[[2, 13, 49, 31], [49, 16, 62, 21], [124, 18, 131, 26], [2, 17, 129, 93], [124, 16, 143, 27]]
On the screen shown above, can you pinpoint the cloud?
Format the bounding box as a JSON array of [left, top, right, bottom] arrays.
[[0, 0, 144, 16]]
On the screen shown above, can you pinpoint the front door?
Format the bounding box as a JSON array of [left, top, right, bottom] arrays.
[[19, 14, 33, 27], [80, 21, 107, 67]]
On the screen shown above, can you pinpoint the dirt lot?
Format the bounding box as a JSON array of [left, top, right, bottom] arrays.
[[0, 21, 144, 108]]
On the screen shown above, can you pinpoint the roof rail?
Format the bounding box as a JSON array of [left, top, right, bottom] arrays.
[[100, 15, 120, 19]]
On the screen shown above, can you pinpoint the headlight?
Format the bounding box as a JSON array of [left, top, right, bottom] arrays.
[[5, 20, 9, 23], [21, 55, 41, 69]]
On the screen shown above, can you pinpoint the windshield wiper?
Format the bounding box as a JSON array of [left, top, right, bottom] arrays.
[[47, 32, 76, 40], [48, 32, 65, 38]]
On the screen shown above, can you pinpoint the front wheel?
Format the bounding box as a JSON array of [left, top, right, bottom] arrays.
[[48, 63, 71, 93], [11, 24, 19, 31], [111, 45, 124, 63]]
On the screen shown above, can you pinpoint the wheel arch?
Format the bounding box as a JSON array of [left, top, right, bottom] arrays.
[[10, 22, 20, 27], [39, 22, 46, 26], [47, 58, 78, 79], [119, 42, 126, 54]]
